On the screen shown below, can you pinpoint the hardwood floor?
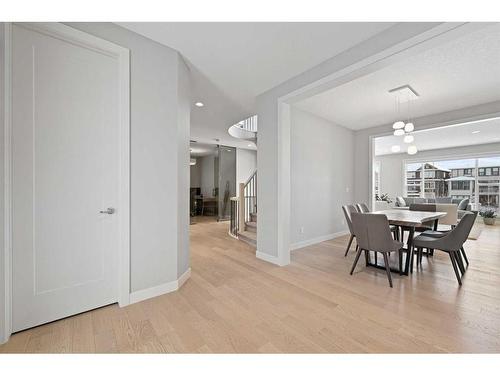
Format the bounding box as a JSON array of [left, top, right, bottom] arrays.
[[1, 220, 500, 353]]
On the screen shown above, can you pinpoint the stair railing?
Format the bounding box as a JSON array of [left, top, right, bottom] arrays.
[[229, 197, 239, 238], [236, 115, 258, 133], [243, 170, 257, 223], [230, 170, 257, 237]]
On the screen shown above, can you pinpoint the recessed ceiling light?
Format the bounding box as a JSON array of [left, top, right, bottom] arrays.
[[195, 102, 204, 107], [248, 144, 253, 147], [472, 130, 480, 134]]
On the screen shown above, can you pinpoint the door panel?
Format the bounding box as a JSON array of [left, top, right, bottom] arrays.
[[12, 24, 122, 331]]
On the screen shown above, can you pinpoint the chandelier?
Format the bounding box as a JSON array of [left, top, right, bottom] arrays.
[[390, 85, 419, 155]]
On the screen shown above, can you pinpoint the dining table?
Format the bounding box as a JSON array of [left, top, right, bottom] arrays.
[[368, 209, 447, 275]]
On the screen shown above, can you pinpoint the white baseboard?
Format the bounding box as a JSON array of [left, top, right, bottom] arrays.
[[256, 251, 288, 266], [177, 267, 191, 288], [291, 230, 349, 251], [129, 267, 191, 305]]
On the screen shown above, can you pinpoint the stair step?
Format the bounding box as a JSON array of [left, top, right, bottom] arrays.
[[238, 230, 256, 247], [250, 212, 257, 222], [245, 221, 257, 233]]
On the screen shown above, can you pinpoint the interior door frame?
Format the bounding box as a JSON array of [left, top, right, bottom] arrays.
[[1, 22, 131, 343]]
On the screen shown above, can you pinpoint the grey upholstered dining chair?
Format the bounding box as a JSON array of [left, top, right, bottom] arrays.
[[349, 212, 404, 287], [400, 203, 437, 261], [356, 203, 370, 213], [412, 212, 477, 286], [356, 203, 400, 240], [409, 203, 436, 231], [342, 205, 359, 256]]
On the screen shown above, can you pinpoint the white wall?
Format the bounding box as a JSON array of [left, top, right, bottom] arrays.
[[0, 23, 191, 342], [62, 23, 192, 292], [375, 142, 500, 202], [290, 108, 353, 248], [236, 148, 257, 193], [176, 56, 191, 280], [0, 23, 6, 342], [256, 23, 442, 265], [354, 101, 500, 205]]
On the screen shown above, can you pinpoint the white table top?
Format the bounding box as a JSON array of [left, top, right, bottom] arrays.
[[371, 209, 447, 226]]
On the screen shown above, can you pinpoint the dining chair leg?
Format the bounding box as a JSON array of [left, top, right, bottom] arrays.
[[350, 247, 363, 275], [460, 246, 469, 267], [382, 252, 393, 288], [448, 252, 462, 286], [364, 248, 369, 266], [344, 234, 354, 257], [454, 251, 465, 275]]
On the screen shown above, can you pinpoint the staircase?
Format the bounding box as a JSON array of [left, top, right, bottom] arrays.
[[228, 115, 257, 144], [239, 212, 257, 246], [229, 170, 257, 247]]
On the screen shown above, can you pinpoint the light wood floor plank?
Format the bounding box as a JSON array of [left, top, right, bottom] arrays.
[[1, 219, 499, 353]]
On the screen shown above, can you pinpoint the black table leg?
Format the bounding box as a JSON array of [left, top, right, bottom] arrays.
[[404, 226, 415, 275], [429, 219, 439, 256]]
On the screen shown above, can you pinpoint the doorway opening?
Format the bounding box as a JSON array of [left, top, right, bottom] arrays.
[[189, 142, 238, 224]]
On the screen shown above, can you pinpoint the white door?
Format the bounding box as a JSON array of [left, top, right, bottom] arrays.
[[11, 24, 129, 332]]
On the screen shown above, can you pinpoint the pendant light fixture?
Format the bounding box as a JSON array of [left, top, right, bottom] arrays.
[[404, 134, 414, 143], [392, 121, 405, 130], [394, 129, 405, 136], [391, 145, 401, 153], [389, 84, 419, 155], [407, 145, 418, 155]]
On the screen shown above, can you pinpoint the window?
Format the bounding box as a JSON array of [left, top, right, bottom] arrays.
[[452, 181, 471, 190], [403, 157, 500, 212], [373, 161, 381, 199]]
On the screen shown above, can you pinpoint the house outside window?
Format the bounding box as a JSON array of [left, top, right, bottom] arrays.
[[404, 156, 500, 212]]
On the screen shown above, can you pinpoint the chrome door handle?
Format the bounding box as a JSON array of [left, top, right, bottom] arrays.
[[99, 207, 115, 214]]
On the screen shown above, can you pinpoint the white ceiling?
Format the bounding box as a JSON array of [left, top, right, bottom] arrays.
[[117, 22, 395, 148], [374, 117, 500, 156], [295, 23, 500, 130]]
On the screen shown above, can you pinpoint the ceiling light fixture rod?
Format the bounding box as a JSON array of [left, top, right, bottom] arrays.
[[388, 84, 419, 99]]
